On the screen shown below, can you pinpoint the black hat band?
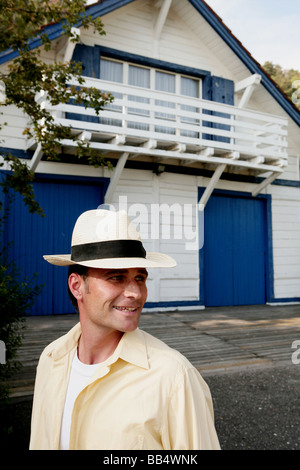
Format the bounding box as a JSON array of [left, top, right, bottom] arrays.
[[71, 239, 147, 262]]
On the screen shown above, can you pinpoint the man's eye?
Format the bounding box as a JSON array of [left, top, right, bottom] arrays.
[[109, 275, 123, 281]]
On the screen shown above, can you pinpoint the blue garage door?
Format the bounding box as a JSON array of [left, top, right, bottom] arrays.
[[4, 176, 105, 315], [203, 192, 267, 307]]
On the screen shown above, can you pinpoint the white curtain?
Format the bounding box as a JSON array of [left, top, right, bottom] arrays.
[[155, 71, 176, 134], [180, 76, 199, 138], [128, 65, 150, 131], [99, 59, 200, 138], [100, 59, 123, 127]]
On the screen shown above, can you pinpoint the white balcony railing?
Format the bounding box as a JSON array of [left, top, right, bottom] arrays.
[[42, 77, 288, 173]]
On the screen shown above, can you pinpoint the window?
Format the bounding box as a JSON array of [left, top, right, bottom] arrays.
[[100, 59, 123, 127], [128, 65, 150, 131], [100, 58, 201, 137], [180, 76, 200, 138]]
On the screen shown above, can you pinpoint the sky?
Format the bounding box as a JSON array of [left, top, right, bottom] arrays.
[[204, 0, 300, 71]]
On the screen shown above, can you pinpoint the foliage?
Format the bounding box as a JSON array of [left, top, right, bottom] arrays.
[[0, 1, 112, 404], [0, 154, 44, 215], [263, 61, 300, 110], [0, 252, 43, 396], [0, 0, 114, 211]]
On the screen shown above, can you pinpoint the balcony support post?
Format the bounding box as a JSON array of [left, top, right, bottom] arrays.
[[198, 163, 227, 210], [104, 152, 129, 204], [29, 143, 43, 172], [252, 171, 281, 197], [235, 74, 261, 109]]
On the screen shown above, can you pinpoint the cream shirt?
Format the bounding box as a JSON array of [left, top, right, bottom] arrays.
[[30, 323, 220, 450], [60, 351, 103, 450]]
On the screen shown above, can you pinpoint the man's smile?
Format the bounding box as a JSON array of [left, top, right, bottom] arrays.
[[113, 306, 140, 312]]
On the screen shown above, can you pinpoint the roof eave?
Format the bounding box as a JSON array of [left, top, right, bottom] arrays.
[[189, 0, 300, 127]]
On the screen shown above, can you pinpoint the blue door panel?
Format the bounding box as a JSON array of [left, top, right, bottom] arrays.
[[5, 178, 103, 315], [203, 196, 234, 306], [203, 193, 266, 307]]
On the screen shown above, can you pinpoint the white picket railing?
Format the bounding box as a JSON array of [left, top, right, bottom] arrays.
[[44, 77, 288, 167]]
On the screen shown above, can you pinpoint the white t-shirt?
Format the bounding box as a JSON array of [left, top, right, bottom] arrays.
[[60, 351, 102, 450]]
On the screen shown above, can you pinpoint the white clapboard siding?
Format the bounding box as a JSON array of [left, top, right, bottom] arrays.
[[0, 105, 28, 150], [0, 0, 296, 179], [159, 279, 200, 301], [81, 0, 230, 77], [110, 169, 199, 304], [270, 185, 300, 299]]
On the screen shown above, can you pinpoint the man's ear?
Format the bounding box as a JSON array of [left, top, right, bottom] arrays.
[[68, 273, 84, 301]]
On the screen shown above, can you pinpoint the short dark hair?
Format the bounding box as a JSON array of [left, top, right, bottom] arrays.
[[67, 264, 89, 312]]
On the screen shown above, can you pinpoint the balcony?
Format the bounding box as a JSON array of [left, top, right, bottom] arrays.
[[29, 77, 288, 201]]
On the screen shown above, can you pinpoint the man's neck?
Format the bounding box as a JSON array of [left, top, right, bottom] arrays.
[[77, 327, 123, 365]]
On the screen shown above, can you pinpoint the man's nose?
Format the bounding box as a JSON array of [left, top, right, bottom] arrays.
[[124, 281, 142, 298]]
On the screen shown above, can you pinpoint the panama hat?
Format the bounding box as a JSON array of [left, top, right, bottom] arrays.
[[43, 209, 176, 269]]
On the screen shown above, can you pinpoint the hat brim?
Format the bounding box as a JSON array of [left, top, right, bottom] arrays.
[[43, 253, 176, 269]]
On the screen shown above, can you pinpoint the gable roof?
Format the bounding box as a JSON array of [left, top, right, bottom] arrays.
[[0, 0, 299, 126], [192, 0, 300, 126]]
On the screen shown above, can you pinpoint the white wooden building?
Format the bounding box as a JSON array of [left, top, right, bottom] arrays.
[[0, 0, 299, 314]]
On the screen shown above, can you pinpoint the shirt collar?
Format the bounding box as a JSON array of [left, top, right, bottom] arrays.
[[113, 328, 149, 370], [48, 323, 149, 370]]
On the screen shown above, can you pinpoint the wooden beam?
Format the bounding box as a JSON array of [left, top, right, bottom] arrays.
[[223, 151, 240, 160], [235, 74, 261, 93], [29, 143, 43, 172], [252, 171, 281, 197], [78, 131, 92, 142], [154, 0, 172, 40], [168, 143, 186, 152], [104, 152, 129, 204], [107, 135, 126, 145], [196, 147, 214, 157], [63, 28, 80, 63], [129, 139, 157, 159], [198, 163, 226, 210], [235, 74, 261, 109]]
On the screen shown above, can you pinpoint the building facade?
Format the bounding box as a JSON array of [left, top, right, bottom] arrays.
[[1, 0, 299, 315]]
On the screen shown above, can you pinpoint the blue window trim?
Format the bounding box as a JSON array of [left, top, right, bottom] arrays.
[[198, 187, 275, 306], [98, 46, 211, 79]]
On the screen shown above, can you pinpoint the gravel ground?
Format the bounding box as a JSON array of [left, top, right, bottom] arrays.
[[205, 363, 300, 450], [2, 363, 300, 451]]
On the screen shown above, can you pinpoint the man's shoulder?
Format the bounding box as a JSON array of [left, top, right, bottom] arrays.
[[39, 322, 81, 362], [139, 328, 193, 371]]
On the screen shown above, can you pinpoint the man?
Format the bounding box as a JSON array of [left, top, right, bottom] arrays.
[[30, 209, 220, 450]]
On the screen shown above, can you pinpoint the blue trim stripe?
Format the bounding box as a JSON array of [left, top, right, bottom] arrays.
[[144, 300, 204, 309], [99, 45, 210, 78], [0, 0, 135, 65], [144, 298, 300, 309], [269, 298, 300, 304]]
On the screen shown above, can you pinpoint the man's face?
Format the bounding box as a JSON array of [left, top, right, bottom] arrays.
[[78, 267, 148, 335]]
